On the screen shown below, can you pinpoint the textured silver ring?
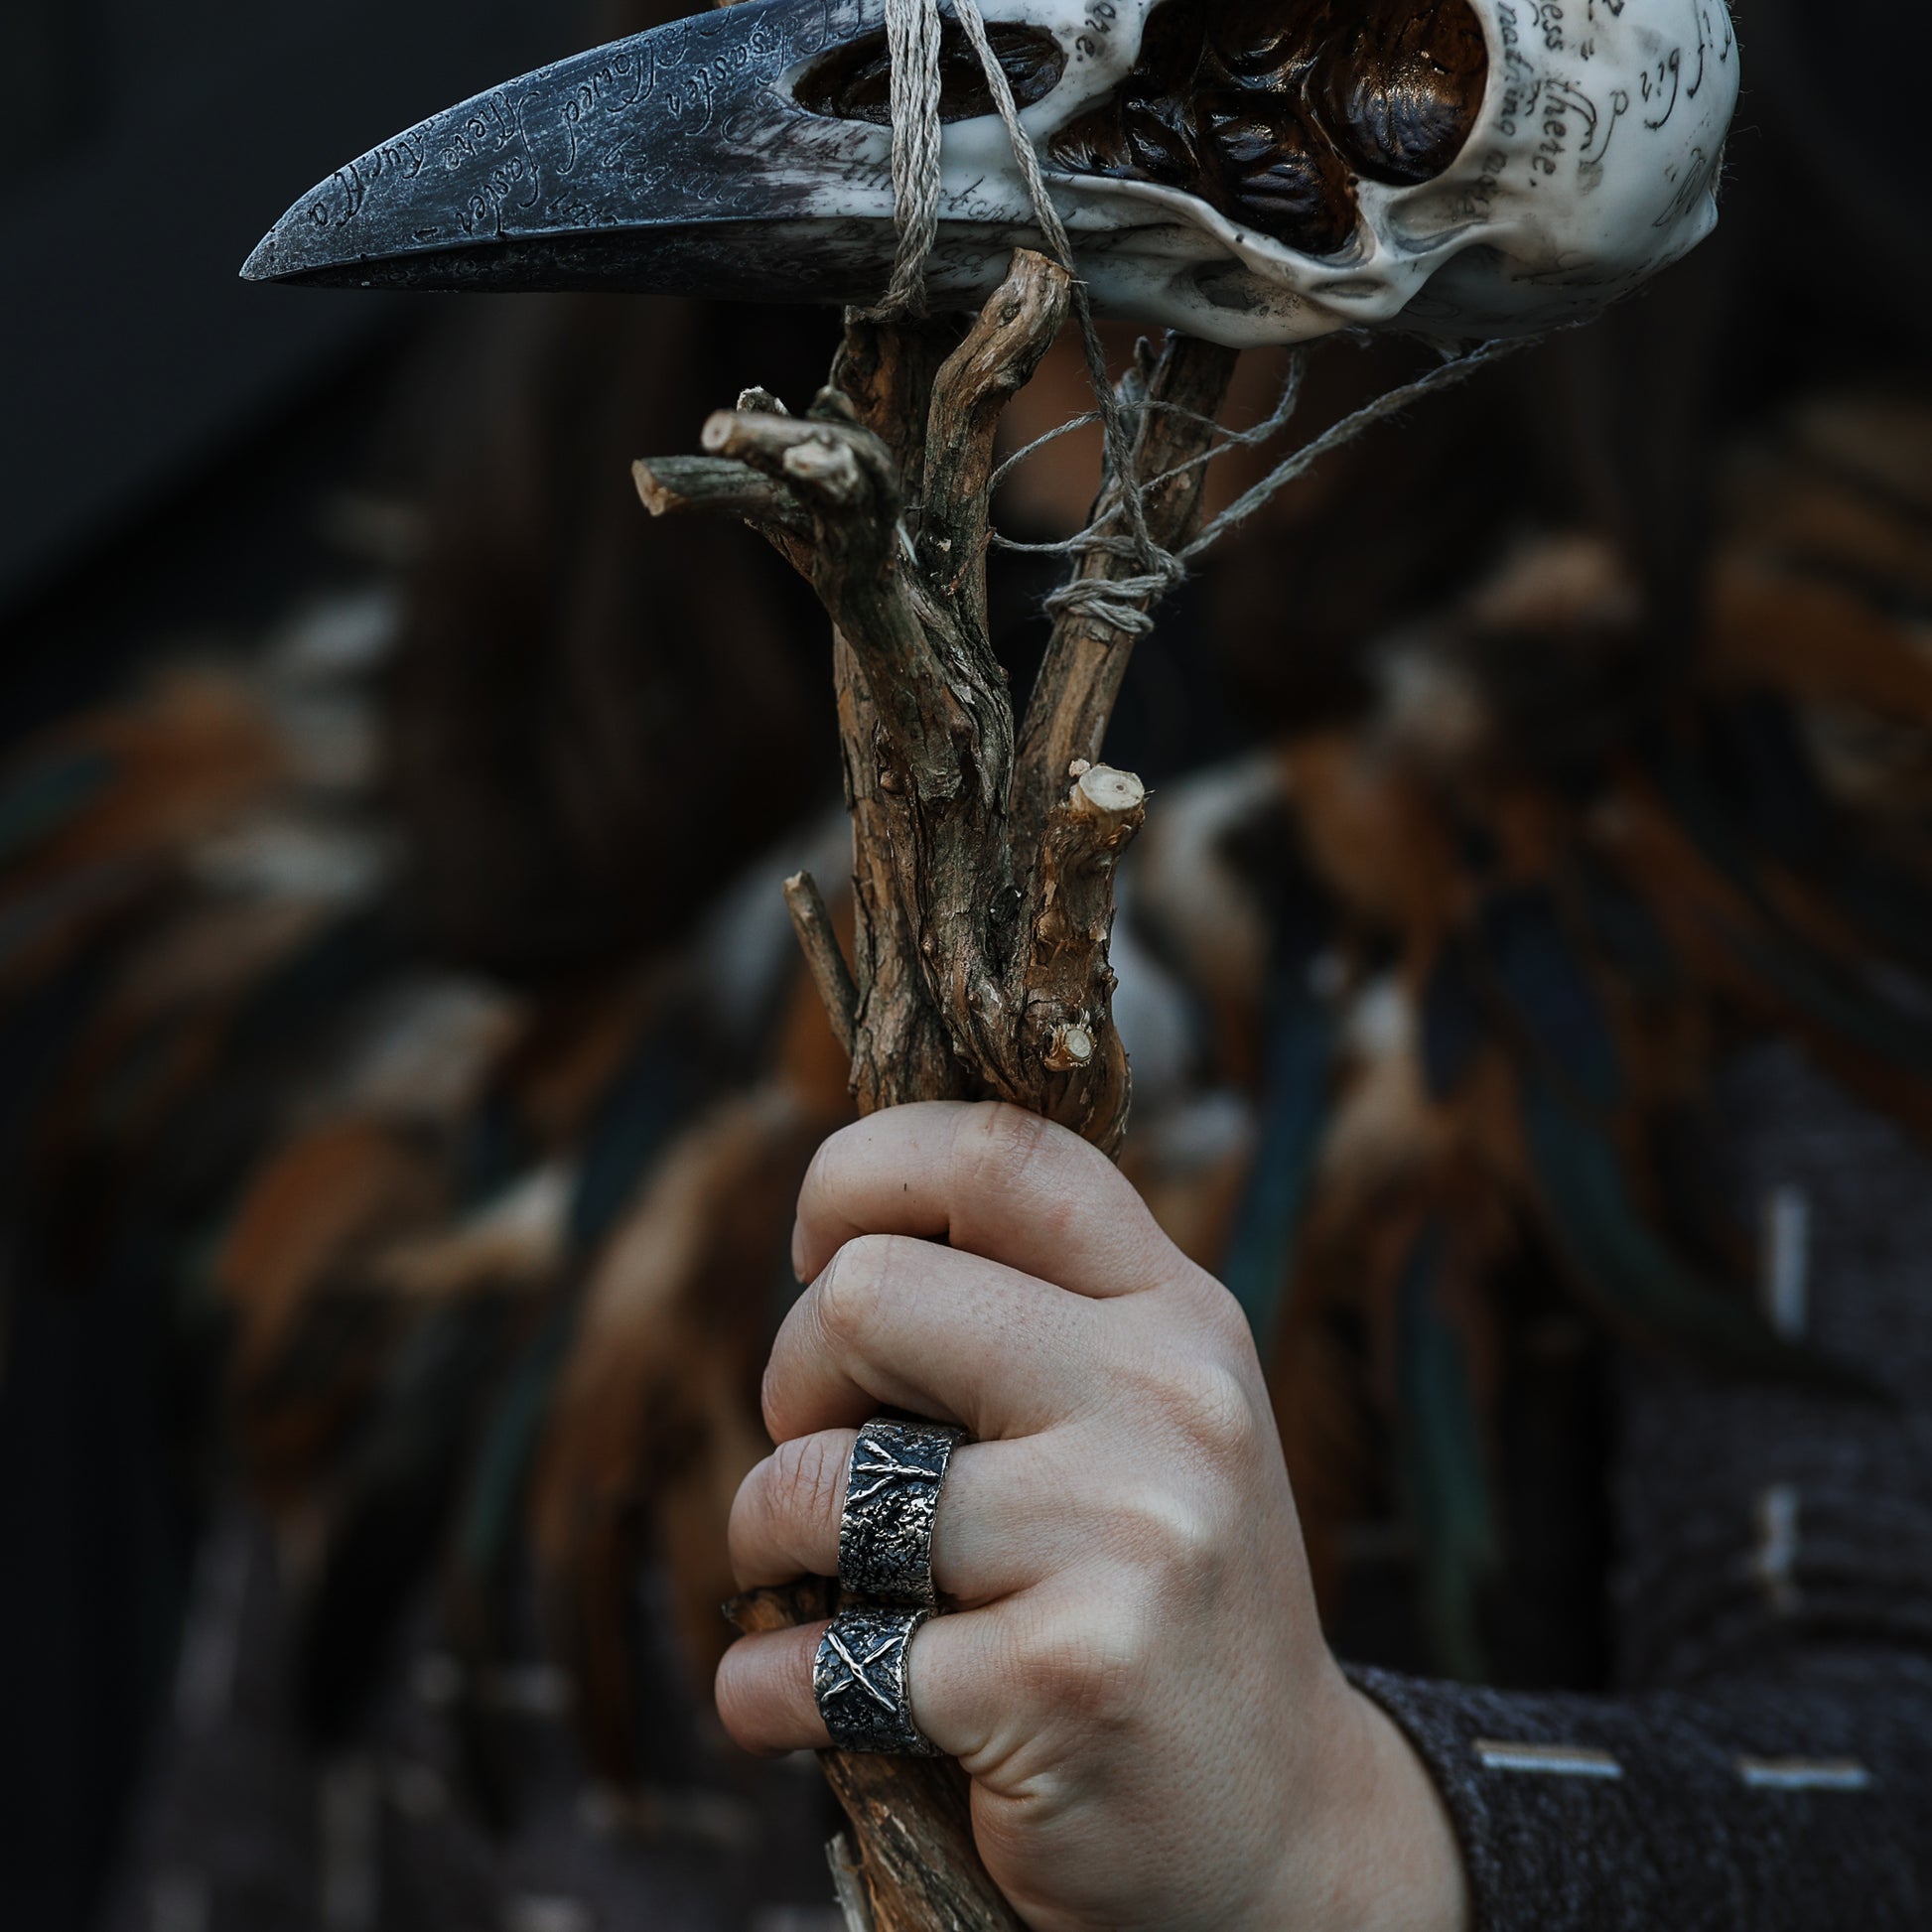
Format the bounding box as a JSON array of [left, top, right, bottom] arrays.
[[838, 1416, 963, 1606], [813, 1604, 941, 1755]]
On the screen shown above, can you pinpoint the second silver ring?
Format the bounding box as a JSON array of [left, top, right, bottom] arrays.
[[838, 1415, 964, 1605]]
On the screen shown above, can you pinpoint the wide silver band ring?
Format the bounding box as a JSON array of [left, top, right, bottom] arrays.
[[812, 1604, 941, 1755], [838, 1416, 964, 1606]]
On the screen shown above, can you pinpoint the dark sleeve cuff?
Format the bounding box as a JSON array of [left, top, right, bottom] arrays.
[[1344, 1659, 1932, 1931]]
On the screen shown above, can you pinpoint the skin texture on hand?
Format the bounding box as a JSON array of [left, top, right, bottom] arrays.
[[717, 1101, 1470, 1932]]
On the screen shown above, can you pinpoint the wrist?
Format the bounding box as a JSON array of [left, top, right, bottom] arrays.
[[1263, 1674, 1470, 1932]]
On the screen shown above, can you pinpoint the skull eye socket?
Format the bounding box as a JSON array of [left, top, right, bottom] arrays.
[[794, 20, 1065, 124], [1210, 106, 1360, 256], [1310, 0, 1487, 186], [1049, 0, 1486, 255]]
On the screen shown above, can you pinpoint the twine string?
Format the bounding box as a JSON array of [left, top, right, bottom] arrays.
[[863, 0, 944, 318], [864, 0, 1527, 635]]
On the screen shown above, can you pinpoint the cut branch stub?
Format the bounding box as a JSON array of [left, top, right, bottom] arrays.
[[629, 455, 812, 541], [1024, 761, 1146, 1152], [699, 399, 981, 806], [784, 871, 859, 1059], [636, 249, 1241, 1932]]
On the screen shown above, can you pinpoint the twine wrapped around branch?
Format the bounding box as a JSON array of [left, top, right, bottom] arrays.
[[861, 0, 1523, 637]]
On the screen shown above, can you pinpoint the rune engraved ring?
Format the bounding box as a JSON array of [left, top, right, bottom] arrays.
[[838, 1416, 964, 1606], [813, 1604, 941, 1755]]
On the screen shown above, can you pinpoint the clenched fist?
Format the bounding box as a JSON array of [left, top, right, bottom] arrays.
[[718, 1102, 1467, 1932]]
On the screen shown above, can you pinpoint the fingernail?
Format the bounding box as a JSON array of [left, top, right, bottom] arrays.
[[789, 1220, 807, 1283]]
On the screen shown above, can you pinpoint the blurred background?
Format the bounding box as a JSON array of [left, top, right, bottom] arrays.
[[2, 5, 589, 1920], [3, 0, 1930, 1927], [1, 0, 580, 725]]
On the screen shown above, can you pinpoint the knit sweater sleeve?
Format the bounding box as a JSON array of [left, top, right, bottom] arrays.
[[1345, 1042, 1932, 1930]]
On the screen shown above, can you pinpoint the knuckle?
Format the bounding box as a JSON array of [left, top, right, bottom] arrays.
[[1110, 1490, 1221, 1580], [955, 1102, 1158, 1277], [811, 1233, 898, 1345], [1148, 1260, 1259, 1360], [1011, 1606, 1151, 1733], [958, 1102, 1054, 1206], [1189, 1272, 1260, 1358], [1152, 1357, 1265, 1468]]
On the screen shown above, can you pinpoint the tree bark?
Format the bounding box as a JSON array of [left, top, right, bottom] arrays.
[[637, 252, 1237, 1932]]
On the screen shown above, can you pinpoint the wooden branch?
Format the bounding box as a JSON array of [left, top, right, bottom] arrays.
[[1014, 336, 1240, 844], [829, 316, 963, 497], [812, 314, 980, 1118], [727, 1583, 1016, 1932], [640, 255, 1245, 1932], [1021, 761, 1147, 1155], [920, 249, 1071, 635], [630, 455, 811, 540], [828, 1839, 875, 1932], [701, 402, 966, 791], [784, 871, 859, 1058], [700, 410, 889, 520], [816, 1738, 1001, 1932]]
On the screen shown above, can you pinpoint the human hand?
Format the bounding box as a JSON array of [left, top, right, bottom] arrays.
[[718, 1101, 1468, 1932]]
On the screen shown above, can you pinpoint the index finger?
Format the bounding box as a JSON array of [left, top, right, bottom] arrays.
[[791, 1101, 1173, 1297]]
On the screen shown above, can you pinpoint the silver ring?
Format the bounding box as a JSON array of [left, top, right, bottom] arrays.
[[813, 1604, 941, 1755], [838, 1416, 963, 1606]]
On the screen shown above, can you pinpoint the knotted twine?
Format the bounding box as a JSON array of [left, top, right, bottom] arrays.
[[865, 0, 1526, 635]]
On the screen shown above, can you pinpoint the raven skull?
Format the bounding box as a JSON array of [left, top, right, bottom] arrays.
[[244, 0, 1737, 346]]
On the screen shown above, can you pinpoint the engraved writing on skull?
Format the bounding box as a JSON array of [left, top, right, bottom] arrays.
[[1076, 0, 1121, 63], [1495, 1, 1533, 137], [316, 132, 432, 229], [1640, 45, 1680, 128], [455, 157, 542, 239], [1532, 76, 1599, 178], [253, 0, 1735, 350], [1682, 0, 1732, 101], [1457, 146, 1510, 220], [1652, 142, 1712, 225], [555, 25, 807, 183], [1578, 85, 1628, 173], [558, 51, 648, 176], [770, 0, 1728, 339], [442, 96, 519, 171]]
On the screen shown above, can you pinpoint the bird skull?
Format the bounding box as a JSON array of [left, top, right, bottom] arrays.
[[244, 0, 1736, 347]]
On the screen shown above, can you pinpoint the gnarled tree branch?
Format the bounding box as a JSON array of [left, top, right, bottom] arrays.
[[638, 248, 1237, 1932]]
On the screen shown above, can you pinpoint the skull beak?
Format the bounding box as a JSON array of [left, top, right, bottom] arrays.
[[241, 0, 1045, 307]]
